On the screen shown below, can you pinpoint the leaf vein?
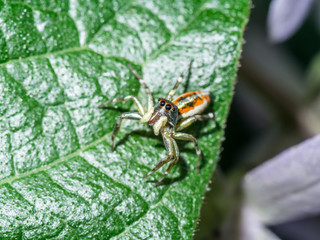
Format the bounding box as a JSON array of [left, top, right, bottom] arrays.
[[0, 132, 110, 185], [8, 183, 77, 238], [80, 155, 149, 207], [112, 186, 173, 239], [161, 204, 182, 238], [142, 2, 206, 66], [0, 47, 87, 68], [43, 172, 91, 205], [4, 1, 68, 14]]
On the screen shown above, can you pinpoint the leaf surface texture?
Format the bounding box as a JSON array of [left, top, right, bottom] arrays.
[[0, 0, 249, 239]]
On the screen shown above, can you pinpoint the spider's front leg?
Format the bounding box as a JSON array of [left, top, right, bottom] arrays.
[[128, 65, 154, 123], [144, 129, 179, 186], [98, 95, 145, 116], [99, 95, 145, 151], [111, 112, 141, 151]]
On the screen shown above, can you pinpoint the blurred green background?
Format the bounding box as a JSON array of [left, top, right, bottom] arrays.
[[195, 0, 320, 239]]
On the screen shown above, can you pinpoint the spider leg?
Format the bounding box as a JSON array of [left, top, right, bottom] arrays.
[[144, 133, 175, 179], [128, 65, 154, 122], [99, 95, 145, 116], [155, 138, 179, 186], [175, 113, 215, 131], [173, 132, 202, 173], [111, 112, 141, 151], [167, 60, 193, 101]]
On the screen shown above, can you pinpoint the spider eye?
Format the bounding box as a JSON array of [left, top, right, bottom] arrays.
[[172, 107, 176, 112], [160, 100, 165, 106], [165, 104, 172, 110]]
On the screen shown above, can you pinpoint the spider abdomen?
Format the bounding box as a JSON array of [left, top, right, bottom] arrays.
[[173, 91, 211, 118]]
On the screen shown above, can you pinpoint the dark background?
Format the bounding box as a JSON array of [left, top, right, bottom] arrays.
[[195, 0, 320, 239]]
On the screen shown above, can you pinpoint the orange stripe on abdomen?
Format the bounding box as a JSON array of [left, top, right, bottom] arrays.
[[173, 91, 211, 118]]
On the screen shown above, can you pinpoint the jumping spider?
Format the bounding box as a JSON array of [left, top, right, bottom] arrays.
[[99, 61, 214, 185]]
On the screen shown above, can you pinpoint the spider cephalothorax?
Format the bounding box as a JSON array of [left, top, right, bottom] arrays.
[[147, 98, 179, 136], [99, 61, 215, 185]]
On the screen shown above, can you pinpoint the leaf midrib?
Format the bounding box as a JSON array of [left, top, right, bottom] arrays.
[[0, 130, 112, 185]]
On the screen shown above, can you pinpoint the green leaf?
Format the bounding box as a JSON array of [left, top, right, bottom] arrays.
[[0, 0, 250, 239]]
